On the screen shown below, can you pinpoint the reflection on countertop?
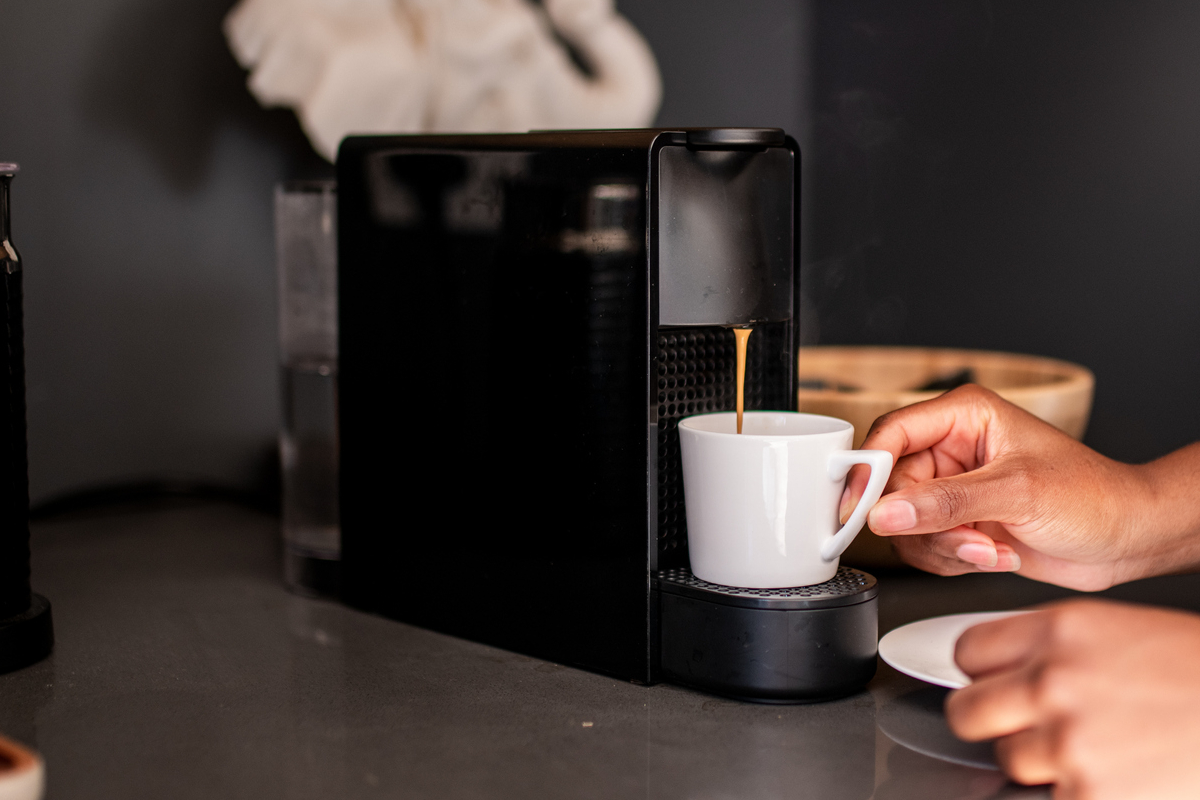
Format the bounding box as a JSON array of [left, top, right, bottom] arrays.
[[8, 504, 1198, 798], [874, 685, 1048, 800], [879, 686, 997, 771]]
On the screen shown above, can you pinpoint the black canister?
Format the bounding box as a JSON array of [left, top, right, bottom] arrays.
[[0, 164, 52, 673]]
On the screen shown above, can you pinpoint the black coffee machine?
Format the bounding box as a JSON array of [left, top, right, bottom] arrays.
[[336, 129, 876, 702]]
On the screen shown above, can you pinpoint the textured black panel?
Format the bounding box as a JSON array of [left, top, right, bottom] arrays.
[[654, 320, 793, 570], [658, 566, 876, 610]]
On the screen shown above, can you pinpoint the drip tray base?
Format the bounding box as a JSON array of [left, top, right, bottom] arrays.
[[657, 567, 877, 703]]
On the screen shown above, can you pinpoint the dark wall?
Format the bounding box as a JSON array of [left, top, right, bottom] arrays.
[[0, 0, 811, 502], [0, 0, 330, 502], [2, 0, 1193, 501], [620, 0, 810, 139], [807, 1, 1200, 463]]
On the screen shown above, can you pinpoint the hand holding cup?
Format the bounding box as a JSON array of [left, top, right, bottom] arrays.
[[842, 384, 1200, 590]]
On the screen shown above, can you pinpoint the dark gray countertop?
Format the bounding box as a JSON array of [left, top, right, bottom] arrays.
[[6, 505, 1200, 799]]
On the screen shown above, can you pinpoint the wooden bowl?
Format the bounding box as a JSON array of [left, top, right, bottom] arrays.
[[797, 346, 1095, 567]]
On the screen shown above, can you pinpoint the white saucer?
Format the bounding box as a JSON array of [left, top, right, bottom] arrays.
[[879, 611, 1029, 689]]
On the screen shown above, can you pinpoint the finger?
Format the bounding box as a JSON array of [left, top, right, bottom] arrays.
[[994, 724, 1064, 786], [889, 529, 990, 576], [890, 526, 1022, 573], [946, 665, 1042, 741], [866, 460, 1030, 535], [859, 384, 1000, 465], [845, 446, 974, 524], [843, 413, 984, 523], [886, 451, 946, 492], [990, 541, 1021, 572], [845, 385, 1006, 526], [954, 609, 1050, 677], [843, 450, 937, 523]]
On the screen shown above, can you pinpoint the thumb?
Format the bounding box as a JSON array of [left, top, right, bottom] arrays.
[[867, 462, 1023, 536]]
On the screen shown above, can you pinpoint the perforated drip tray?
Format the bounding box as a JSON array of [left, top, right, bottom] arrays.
[[656, 566, 877, 611]]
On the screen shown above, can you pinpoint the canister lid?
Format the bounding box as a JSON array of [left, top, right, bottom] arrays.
[[0, 163, 19, 175]]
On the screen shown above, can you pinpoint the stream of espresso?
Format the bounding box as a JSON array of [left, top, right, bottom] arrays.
[[734, 327, 752, 433]]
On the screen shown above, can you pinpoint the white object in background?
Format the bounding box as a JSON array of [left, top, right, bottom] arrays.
[[677, 412, 892, 588], [223, 0, 663, 161], [0, 736, 43, 800], [879, 611, 1032, 689]]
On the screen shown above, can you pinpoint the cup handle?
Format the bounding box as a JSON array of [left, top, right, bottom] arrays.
[[820, 450, 894, 563]]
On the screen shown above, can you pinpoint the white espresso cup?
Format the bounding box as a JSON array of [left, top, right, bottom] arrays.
[[678, 411, 893, 588]]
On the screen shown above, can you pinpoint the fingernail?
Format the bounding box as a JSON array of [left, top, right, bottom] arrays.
[[869, 499, 917, 532], [839, 487, 853, 525], [988, 548, 1022, 573], [956, 542, 998, 568]]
